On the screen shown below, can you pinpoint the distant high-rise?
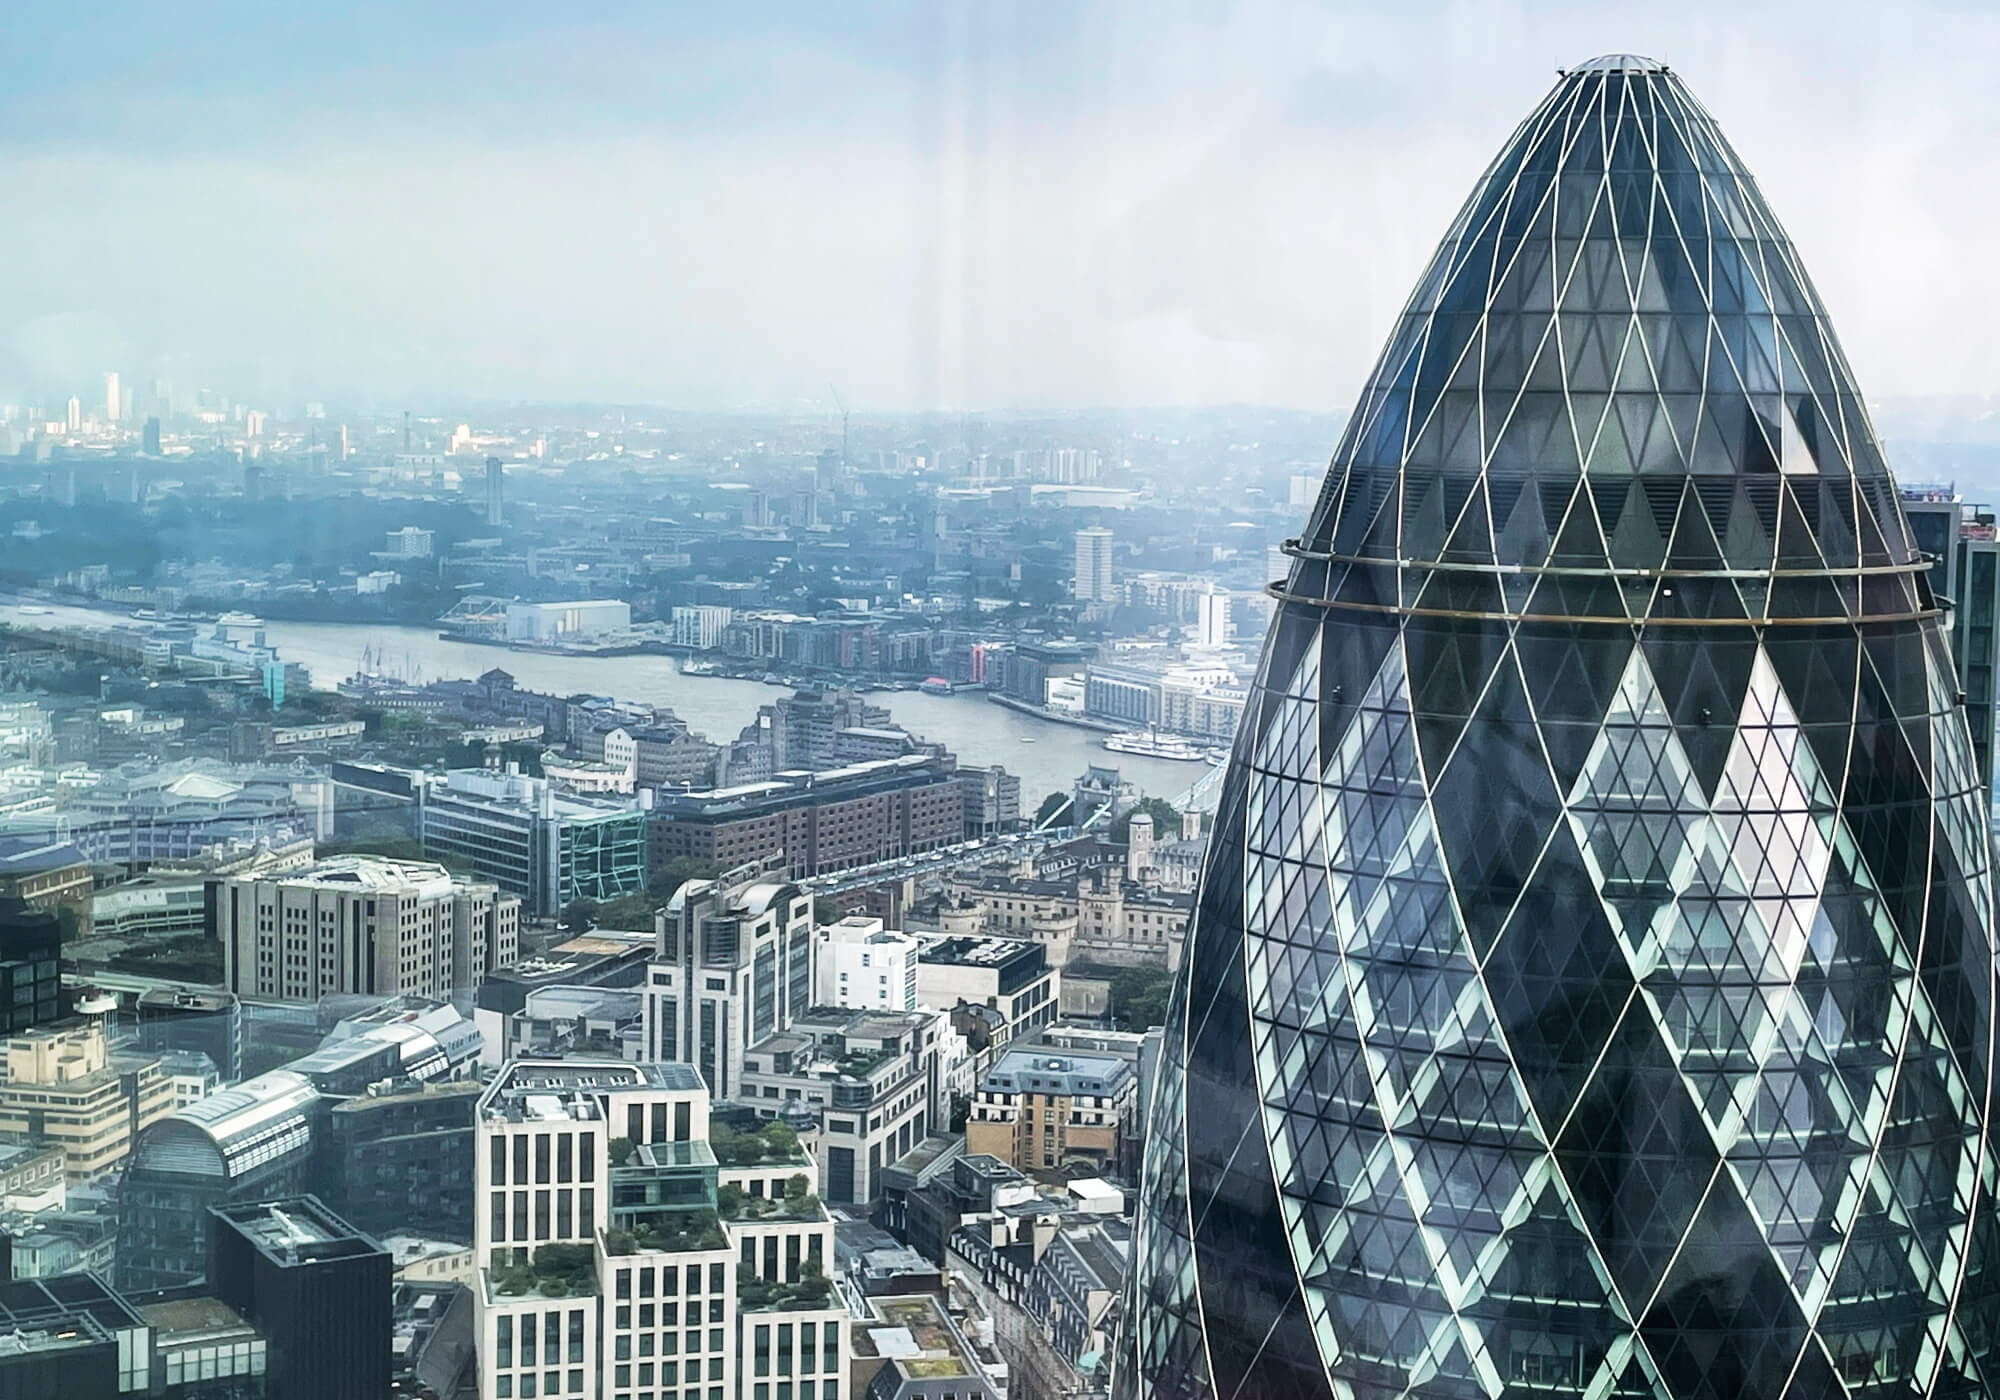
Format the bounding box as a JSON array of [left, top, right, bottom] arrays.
[[1073, 526, 1115, 603], [141, 416, 162, 456], [1193, 587, 1229, 648], [103, 371, 119, 424], [64, 397, 80, 434], [485, 455, 504, 526], [1122, 55, 2000, 1399]]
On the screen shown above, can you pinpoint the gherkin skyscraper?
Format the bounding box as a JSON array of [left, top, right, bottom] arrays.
[[1119, 55, 2000, 1400]]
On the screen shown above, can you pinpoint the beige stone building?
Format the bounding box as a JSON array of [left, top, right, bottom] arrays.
[[217, 854, 519, 1004], [965, 1047, 1137, 1176], [0, 1025, 172, 1179]]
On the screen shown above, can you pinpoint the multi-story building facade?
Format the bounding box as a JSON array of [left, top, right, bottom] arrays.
[[1072, 528, 1114, 604], [959, 765, 1021, 838], [420, 768, 646, 917], [966, 1048, 1137, 1177], [117, 1000, 481, 1292], [940, 869, 1191, 972], [1902, 485, 2000, 790], [647, 755, 963, 883], [738, 1008, 957, 1207], [644, 875, 813, 1101], [916, 934, 1059, 1045], [0, 1025, 172, 1181], [672, 605, 734, 651], [215, 854, 519, 1003], [813, 916, 920, 1012], [471, 1059, 848, 1400]]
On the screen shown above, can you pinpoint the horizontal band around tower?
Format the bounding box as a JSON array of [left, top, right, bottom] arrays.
[[1279, 538, 1934, 581], [1262, 581, 1941, 627]]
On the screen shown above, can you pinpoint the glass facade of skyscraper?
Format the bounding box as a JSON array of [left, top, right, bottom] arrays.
[[1121, 55, 2000, 1399]]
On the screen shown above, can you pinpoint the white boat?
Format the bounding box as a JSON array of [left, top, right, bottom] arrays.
[[1103, 729, 1208, 761]]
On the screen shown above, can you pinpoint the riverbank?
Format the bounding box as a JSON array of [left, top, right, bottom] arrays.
[[0, 599, 1220, 807], [985, 692, 1128, 735]]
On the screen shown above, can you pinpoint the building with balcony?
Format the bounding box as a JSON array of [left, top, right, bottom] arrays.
[[471, 1058, 849, 1400]]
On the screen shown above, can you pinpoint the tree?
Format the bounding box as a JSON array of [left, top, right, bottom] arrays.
[[784, 1173, 810, 1202], [562, 898, 601, 933], [1034, 792, 1072, 827], [1108, 966, 1177, 1031], [1110, 797, 1182, 844]]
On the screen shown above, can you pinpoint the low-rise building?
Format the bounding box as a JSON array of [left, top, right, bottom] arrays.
[[851, 1293, 1006, 1400], [0, 1025, 172, 1180], [965, 1048, 1137, 1177], [940, 868, 1191, 972]]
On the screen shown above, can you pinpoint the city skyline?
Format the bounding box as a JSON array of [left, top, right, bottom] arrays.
[[6, 4, 2000, 411]]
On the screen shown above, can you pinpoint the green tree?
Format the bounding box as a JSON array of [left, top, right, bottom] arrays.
[[1108, 965, 1177, 1031], [562, 898, 601, 932]]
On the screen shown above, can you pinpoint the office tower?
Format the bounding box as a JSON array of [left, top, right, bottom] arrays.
[[486, 455, 505, 526], [103, 371, 119, 424], [1121, 56, 2000, 1400], [65, 396, 80, 433], [420, 769, 646, 917], [643, 873, 813, 1098], [0, 895, 62, 1035], [1073, 527, 1114, 603], [208, 1197, 392, 1400], [215, 854, 519, 1003], [142, 415, 162, 455]]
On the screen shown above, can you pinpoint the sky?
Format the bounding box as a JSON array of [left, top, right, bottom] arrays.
[[4, 0, 2000, 415]]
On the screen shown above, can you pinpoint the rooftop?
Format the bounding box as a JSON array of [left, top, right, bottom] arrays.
[[247, 854, 462, 895], [857, 1296, 973, 1378], [1568, 52, 1668, 74], [920, 933, 1040, 968], [983, 1049, 1135, 1098], [216, 1197, 380, 1263]]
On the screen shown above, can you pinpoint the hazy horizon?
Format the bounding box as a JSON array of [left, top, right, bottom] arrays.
[[8, 1, 2000, 414]]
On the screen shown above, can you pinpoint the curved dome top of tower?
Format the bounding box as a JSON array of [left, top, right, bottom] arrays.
[[1298, 60, 1919, 584]]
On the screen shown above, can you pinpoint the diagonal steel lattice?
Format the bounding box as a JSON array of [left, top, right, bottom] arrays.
[[1117, 54, 2000, 1400]]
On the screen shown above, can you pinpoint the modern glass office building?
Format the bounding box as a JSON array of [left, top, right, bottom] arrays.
[[1120, 56, 2000, 1399]]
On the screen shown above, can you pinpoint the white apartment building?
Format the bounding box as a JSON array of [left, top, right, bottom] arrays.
[[216, 854, 519, 1003], [672, 605, 735, 651], [1071, 527, 1114, 604], [813, 917, 919, 1012], [473, 1058, 847, 1400], [644, 876, 813, 1100]]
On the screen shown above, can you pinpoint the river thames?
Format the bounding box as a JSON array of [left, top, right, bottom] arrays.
[[0, 600, 1223, 808]]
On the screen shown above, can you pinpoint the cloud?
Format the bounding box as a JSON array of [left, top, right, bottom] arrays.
[[1, 0, 1997, 411]]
